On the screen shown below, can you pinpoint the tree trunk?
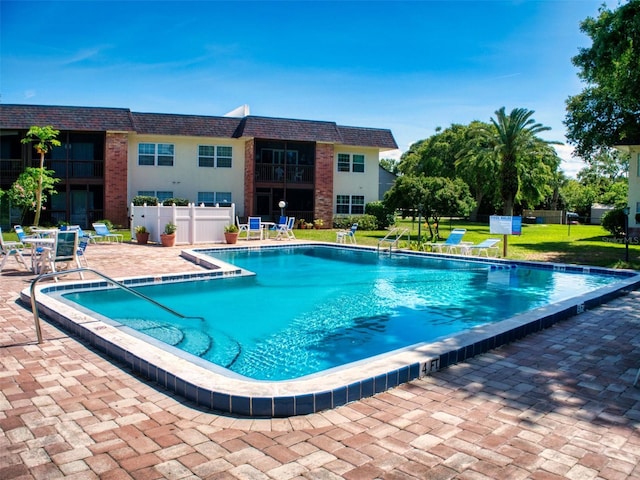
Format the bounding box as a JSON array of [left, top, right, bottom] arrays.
[[500, 154, 518, 217], [33, 150, 45, 226]]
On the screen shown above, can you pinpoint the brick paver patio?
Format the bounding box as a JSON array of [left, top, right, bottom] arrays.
[[1, 240, 639, 479]]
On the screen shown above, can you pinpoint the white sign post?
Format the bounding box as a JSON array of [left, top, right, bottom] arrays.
[[490, 216, 522, 257]]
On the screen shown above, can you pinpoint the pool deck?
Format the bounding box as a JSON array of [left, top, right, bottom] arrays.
[[1, 239, 639, 479]]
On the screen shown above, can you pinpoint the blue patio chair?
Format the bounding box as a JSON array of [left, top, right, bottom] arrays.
[[336, 223, 358, 244], [36, 230, 84, 281], [247, 217, 263, 240], [92, 223, 123, 243], [0, 227, 28, 273], [423, 228, 467, 253], [275, 217, 296, 240]]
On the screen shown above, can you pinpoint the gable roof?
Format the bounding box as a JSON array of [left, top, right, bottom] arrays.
[[0, 104, 398, 149]]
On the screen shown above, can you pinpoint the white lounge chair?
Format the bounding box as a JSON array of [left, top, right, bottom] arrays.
[[460, 238, 501, 257], [92, 223, 123, 242], [275, 217, 296, 240], [236, 216, 249, 239], [36, 230, 84, 281], [423, 228, 466, 253]]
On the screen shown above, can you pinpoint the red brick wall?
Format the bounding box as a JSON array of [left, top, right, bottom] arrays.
[[104, 132, 129, 227], [314, 143, 334, 226], [244, 139, 255, 217]]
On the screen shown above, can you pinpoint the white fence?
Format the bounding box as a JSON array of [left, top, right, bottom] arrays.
[[130, 203, 235, 245]]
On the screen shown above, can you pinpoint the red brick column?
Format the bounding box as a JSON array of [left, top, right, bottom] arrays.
[[104, 132, 129, 227], [244, 139, 255, 217], [314, 143, 334, 226]]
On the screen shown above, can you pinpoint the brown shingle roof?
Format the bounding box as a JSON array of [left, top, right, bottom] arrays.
[[337, 125, 398, 150], [0, 104, 134, 131], [0, 105, 398, 149], [131, 112, 242, 137]]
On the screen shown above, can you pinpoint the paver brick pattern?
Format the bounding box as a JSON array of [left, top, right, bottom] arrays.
[[1, 240, 639, 479]]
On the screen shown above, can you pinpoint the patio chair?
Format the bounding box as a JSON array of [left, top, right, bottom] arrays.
[[236, 216, 249, 239], [247, 217, 263, 240], [336, 223, 358, 244], [275, 217, 296, 240], [460, 238, 501, 257], [423, 228, 467, 253], [92, 223, 123, 243], [62, 224, 97, 244], [36, 230, 83, 281], [0, 227, 28, 273]]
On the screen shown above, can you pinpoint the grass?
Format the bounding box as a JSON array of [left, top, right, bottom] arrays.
[[296, 220, 639, 270]]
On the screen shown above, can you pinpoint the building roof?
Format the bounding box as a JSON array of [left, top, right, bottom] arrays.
[[0, 104, 398, 149]]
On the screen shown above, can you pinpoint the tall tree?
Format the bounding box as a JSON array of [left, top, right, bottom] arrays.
[[565, 0, 640, 159], [488, 107, 556, 216], [21, 126, 61, 226]]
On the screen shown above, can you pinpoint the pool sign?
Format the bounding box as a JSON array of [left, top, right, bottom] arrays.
[[490, 216, 522, 257], [490, 215, 522, 235]]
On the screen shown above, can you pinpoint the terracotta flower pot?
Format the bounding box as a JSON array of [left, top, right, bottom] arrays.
[[136, 232, 150, 245], [160, 233, 176, 247], [224, 232, 239, 244]]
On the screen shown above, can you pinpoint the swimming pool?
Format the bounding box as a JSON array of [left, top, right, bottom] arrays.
[[26, 243, 640, 417]]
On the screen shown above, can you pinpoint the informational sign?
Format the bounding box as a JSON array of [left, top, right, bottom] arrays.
[[490, 216, 522, 235]]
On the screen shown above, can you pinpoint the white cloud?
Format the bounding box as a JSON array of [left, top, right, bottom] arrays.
[[554, 144, 585, 179]]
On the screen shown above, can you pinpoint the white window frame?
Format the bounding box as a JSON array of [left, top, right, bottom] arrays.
[[138, 143, 175, 166], [199, 145, 233, 168], [336, 194, 364, 214], [337, 153, 365, 173]]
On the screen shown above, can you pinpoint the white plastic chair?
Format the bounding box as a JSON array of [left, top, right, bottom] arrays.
[[336, 223, 358, 244], [0, 227, 28, 273], [236, 216, 249, 239], [247, 217, 263, 240], [37, 230, 84, 281]]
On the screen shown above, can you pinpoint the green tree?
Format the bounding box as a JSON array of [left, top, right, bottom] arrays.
[[379, 158, 400, 175], [7, 168, 59, 224], [565, 1, 640, 158], [487, 107, 557, 216], [398, 125, 465, 178], [20, 126, 61, 226]]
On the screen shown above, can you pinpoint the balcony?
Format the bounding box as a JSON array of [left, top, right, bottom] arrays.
[[255, 164, 313, 184]]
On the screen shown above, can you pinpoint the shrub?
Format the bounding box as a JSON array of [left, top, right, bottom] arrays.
[[332, 214, 377, 230], [132, 195, 158, 206], [162, 197, 189, 206], [365, 201, 395, 229], [602, 208, 626, 237]]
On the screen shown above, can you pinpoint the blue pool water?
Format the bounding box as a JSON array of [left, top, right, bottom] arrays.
[[62, 246, 619, 381]]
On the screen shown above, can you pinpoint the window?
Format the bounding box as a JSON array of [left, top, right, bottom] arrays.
[[337, 153, 365, 173], [337, 154, 350, 172], [138, 143, 174, 166], [197, 192, 232, 206], [336, 195, 364, 214], [157, 191, 173, 202], [137, 190, 155, 197], [199, 145, 233, 168]]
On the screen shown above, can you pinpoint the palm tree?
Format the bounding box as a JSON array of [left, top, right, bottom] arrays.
[[489, 107, 555, 216], [21, 126, 61, 226]]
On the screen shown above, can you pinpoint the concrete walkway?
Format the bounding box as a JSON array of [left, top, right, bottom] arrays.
[[1, 240, 639, 479]]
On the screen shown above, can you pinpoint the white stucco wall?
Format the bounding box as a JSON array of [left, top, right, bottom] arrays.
[[127, 134, 246, 215], [630, 149, 640, 228], [333, 147, 380, 212]]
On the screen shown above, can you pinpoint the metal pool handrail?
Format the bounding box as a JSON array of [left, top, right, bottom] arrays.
[[378, 227, 410, 254], [30, 267, 205, 344]]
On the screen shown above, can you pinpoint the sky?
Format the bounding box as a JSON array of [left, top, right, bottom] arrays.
[[0, 0, 618, 177]]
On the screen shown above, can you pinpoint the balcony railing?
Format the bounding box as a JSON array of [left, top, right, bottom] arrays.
[[255, 164, 314, 184]]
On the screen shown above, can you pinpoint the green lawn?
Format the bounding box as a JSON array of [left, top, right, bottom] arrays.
[[296, 220, 639, 270]]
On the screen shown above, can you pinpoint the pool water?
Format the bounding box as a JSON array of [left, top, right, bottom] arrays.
[[62, 247, 618, 381]]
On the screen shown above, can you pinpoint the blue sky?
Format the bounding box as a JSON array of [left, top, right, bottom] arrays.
[[1, 0, 615, 177]]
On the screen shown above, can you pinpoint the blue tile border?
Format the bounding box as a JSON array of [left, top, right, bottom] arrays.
[[23, 243, 640, 418]]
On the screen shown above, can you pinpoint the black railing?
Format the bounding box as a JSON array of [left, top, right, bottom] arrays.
[[255, 164, 313, 183]]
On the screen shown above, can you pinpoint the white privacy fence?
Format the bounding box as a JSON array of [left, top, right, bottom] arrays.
[[130, 203, 235, 245]]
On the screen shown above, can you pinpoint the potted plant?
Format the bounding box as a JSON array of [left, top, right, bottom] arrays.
[[161, 222, 177, 247], [313, 219, 324, 229], [224, 224, 239, 244], [135, 225, 149, 245]]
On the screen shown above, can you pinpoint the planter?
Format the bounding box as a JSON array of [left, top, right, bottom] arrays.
[[136, 232, 150, 245], [160, 233, 176, 247], [224, 232, 239, 244]]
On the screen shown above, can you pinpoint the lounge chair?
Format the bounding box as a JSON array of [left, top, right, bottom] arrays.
[[424, 228, 467, 253], [460, 238, 501, 257], [336, 223, 358, 244], [62, 224, 97, 244], [92, 223, 123, 243], [0, 227, 28, 273], [36, 230, 84, 281], [275, 217, 296, 240], [247, 217, 263, 240]]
